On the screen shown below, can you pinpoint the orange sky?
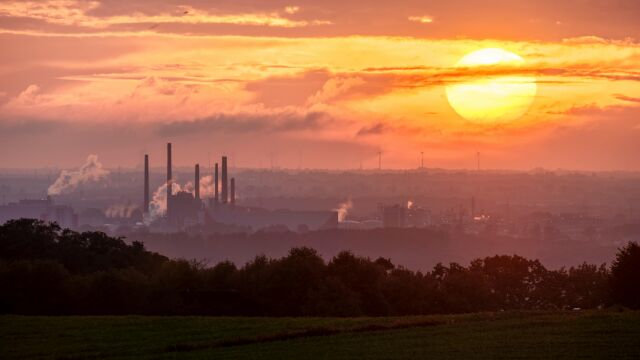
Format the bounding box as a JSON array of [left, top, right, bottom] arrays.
[[1, 0, 640, 170]]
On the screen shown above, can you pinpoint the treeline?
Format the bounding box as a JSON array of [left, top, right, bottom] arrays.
[[0, 219, 638, 315]]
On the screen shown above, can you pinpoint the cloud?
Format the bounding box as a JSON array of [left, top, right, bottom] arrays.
[[155, 110, 330, 137], [284, 6, 300, 15], [614, 94, 640, 103], [408, 15, 434, 24], [2, 0, 640, 40], [0, 1, 331, 30], [306, 76, 366, 105], [356, 122, 388, 136]]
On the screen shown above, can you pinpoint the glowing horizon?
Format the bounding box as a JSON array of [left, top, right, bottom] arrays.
[[1, 1, 640, 171]]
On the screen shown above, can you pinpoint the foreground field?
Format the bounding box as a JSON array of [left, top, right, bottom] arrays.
[[1, 311, 639, 359]]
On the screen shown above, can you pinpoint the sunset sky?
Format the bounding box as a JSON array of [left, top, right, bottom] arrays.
[[1, 0, 640, 170]]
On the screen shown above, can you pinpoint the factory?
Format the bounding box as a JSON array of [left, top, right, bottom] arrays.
[[144, 143, 338, 232], [0, 197, 78, 229]]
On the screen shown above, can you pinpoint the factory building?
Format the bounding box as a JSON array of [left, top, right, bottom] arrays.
[[0, 197, 78, 228], [380, 204, 406, 228], [379, 203, 431, 228], [157, 143, 337, 232], [210, 206, 338, 232]]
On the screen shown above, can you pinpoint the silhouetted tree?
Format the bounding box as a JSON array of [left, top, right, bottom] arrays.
[[610, 242, 640, 309], [0, 218, 621, 316]]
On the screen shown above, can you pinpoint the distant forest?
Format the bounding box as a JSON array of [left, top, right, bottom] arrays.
[[0, 219, 638, 316]]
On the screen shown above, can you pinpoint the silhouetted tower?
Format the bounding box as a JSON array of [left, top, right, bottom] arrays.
[[214, 162, 219, 205], [143, 154, 149, 214], [230, 177, 235, 208], [378, 151, 382, 170], [221, 156, 228, 204], [195, 163, 200, 200], [477, 151, 480, 171], [167, 143, 172, 211], [471, 196, 476, 218], [421, 151, 424, 169]]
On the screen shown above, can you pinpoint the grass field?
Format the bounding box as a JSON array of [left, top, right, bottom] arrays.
[[1, 311, 639, 359]]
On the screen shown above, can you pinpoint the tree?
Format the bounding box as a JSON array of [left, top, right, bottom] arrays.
[[610, 242, 640, 309]]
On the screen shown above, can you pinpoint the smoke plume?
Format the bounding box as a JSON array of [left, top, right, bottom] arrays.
[[334, 199, 353, 222], [47, 154, 109, 195], [105, 204, 138, 218], [146, 175, 215, 223]]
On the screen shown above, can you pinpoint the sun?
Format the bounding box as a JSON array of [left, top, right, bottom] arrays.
[[445, 48, 537, 124]]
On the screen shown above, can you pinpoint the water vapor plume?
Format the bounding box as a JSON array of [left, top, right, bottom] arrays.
[[105, 204, 138, 218], [334, 199, 353, 222], [146, 175, 215, 223], [47, 154, 108, 195]]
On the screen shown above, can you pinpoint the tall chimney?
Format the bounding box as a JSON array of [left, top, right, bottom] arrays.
[[230, 177, 235, 208], [195, 163, 200, 200], [214, 162, 219, 204], [167, 143, 172, 212], [221, 156, 228, 204], [143, 154, 149, 214]]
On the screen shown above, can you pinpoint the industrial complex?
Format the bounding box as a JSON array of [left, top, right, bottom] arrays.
[[146, 143, 338, 232]]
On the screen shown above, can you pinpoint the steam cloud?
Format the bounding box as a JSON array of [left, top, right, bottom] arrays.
[[146, 175, 215, 223], [334, 199, 353, 222], [47, 154, 109, 195], [105, 204, 138, 218]]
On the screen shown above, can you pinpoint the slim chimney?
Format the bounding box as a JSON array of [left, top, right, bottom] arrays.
[[195, 163, 200, 200], [143, 154, 149, 214], [167, 143, 172, 212], [221, 156, 228, 204], [230, 177, 235, 208], [214, 163, 219, 205], [471, 196, 476, 218]]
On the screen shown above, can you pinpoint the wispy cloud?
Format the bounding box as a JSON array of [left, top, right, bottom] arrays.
[[0, 1, 331, 29], [614, 94, 640, 103], [408, 15, 434, 24], [156, 110, 330, 137]]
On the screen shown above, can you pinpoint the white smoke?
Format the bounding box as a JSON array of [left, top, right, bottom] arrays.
[[105, 203, 138, 218], [198, 175, 214, 198], [407, 200, 414, 209], [334, 199, 353, 222], [47, 154, 109, 195], [145, 175, 215, 224]]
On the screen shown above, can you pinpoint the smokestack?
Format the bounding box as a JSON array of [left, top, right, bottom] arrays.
[[230, 177, 235, 208], [143, 154, 149, 214], [167, 143, 172, 212], [471, 196, 476, 218], [221, 156, 228, 204], [214, 162, 219, 204], [195, 163, 200, 200]]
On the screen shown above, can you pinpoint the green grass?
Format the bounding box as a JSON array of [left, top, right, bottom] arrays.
[[1, 311, 639, 359]]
